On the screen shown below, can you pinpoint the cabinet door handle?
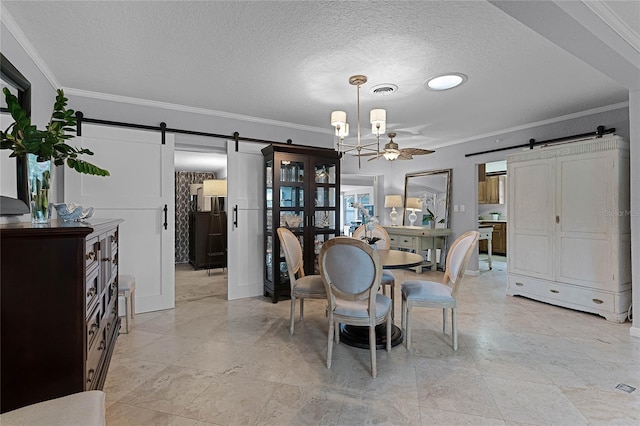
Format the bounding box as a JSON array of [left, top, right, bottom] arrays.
[[556, 215, 560, 224], [592, 298, 604, 304], [233, 205, 238, 228], [87, 287, 97, 298], [163, 204, 168, 230], [550, 289, 559, 294], [86, 251, 96, 261], [102, 257, 112, 262], [88, 322, 99, 336], [515, 282, 524, 287], [87, 368, 95, 385]]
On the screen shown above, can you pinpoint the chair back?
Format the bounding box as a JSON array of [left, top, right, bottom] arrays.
[[319, 237, 383, 312], [277, 227, 305, 290], [443, 230, 480, 297], [352, 224, 390, 249]]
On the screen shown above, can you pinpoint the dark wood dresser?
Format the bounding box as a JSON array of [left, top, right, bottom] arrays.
[[0, 218, 123, 413], [188, 211, 227, 269]]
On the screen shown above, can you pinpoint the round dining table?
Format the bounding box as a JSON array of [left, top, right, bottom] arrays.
[[339, 249, 424, 349]]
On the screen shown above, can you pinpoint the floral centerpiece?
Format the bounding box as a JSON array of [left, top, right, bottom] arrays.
[[352, 201, 382, 245], [1, 88, 109, 223]]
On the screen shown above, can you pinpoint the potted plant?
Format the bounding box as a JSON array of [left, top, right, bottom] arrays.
[[423, 207, 445, 229], [490, 211, 501, 220], [1, 88, 109, 223]]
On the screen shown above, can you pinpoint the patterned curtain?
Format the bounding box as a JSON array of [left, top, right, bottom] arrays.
[[175, 171, 217, 263]]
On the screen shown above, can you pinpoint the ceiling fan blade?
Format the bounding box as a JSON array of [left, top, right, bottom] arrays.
[[397, 152, 414, 160], [400, 148, 435, 156], [367, 153, 384, 162], [356, 151, 383, 157]]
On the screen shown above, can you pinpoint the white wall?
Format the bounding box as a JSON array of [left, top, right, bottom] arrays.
[[1, 21, 57, 224]]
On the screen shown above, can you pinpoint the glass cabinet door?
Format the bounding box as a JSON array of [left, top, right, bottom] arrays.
[[263, 146, 340, 303]]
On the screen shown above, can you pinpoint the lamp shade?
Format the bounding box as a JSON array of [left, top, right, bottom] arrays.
[[384, 195, 403, 208], [203, 179, 227, 197], [335, 123, 349, 138], [189, 183, 202, 195], [406, 197, 422, 211], [330, 110, 347, 127], [369, 109, 386, 125], [370, 109, 386, 135], [372, 122, 386, 135]]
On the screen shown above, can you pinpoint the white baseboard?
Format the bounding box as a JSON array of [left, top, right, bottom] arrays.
[[630, 326, 640, 339]]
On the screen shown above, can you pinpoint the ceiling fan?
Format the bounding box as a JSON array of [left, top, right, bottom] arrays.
[[362, 132, 435, 161]]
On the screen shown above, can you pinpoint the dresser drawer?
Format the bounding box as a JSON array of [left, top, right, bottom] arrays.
[[388, 235, 398, 247], [397, 236, 416, 249], [86, 304, 101, 352], [104, 298, 119, 341], [85, 266, 100, 314], [85, 328, 106, 390], [507, 274, 615, 313], [85, 237, 100, 273]]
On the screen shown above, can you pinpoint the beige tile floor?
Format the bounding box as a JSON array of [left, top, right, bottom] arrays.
[[105, 258, 639, 425]]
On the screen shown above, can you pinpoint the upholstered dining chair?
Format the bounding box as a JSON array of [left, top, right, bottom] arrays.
[[401, 230, 479, 350], [319, 237, 392, 378], [352, 224, 397, 318], [277, 227, 326, 335]]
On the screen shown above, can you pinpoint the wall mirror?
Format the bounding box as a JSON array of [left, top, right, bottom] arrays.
[[1, 53, 31, 215], [403, 169, 452, 228]]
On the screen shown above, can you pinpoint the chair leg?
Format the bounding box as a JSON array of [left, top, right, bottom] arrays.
[[442, 308, 448, 336], [369, 325, 377, 378], [327, 319, 334, 368], [401, 296, 406, 336], [452, 307, 458, 351], [390, 283, 395, 320], [386, 314, 392, 353], [289, 296, 296, 335], [124, 292, 129, 333], [299, 298, 305, 320], [130, 288, 135, 318], [406, 302, 412, 350]]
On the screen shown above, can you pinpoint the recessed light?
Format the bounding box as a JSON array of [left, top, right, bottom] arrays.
[[424, 73, 467, 91]]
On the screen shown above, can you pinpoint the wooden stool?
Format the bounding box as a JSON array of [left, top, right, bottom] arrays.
[[118, 275, 136, 333]]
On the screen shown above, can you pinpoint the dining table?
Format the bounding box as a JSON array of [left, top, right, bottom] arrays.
[[339, 248, 424, 349]]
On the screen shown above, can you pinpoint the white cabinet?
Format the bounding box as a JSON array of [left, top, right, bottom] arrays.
[[506, 135, 631, 322]]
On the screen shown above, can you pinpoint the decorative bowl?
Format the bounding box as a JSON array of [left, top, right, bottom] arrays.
[[54, 203, 94, 222]]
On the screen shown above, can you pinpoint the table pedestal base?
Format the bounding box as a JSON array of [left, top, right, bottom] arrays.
[[339, 324, 403, 349]]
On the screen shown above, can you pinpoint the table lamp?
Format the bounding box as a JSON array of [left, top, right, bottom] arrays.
[[406, 197, 422, 226], [384, 195, 403, 226], [203, 179, 227, 213]]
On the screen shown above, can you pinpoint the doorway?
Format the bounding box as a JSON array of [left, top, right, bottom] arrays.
[[477, 160, 508, 274], [174, 142, 228, 301]]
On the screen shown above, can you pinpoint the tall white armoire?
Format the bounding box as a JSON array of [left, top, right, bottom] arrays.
[[506, 135, 631, 322]]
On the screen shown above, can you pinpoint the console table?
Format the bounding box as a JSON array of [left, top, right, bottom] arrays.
[[382, 226, 450, 273]]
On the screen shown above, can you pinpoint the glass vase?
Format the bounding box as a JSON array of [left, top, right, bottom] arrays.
[[27, 154, 53, 224]]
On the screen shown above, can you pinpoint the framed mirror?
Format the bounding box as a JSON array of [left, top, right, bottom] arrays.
[[1, 53, 31, 215], [403, 169, 452, 228]]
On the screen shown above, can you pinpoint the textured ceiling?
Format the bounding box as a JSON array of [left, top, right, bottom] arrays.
[[1, 1, 635, 151]]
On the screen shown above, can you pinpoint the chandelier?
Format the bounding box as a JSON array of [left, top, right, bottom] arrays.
[[330, 75, 386, 169]]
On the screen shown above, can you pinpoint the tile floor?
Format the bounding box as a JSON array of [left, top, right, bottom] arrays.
[[104, 258, 639, 425]]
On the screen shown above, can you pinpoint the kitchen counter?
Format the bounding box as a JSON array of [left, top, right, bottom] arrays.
[[478, 219, 507, 223]]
